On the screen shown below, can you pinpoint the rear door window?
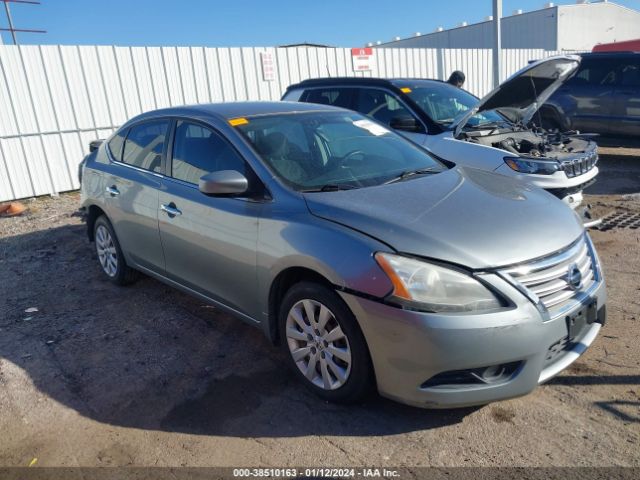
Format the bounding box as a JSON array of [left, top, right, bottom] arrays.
[[619, 62, 640, 87], [122, 120, 169, 172], [302, 88, 355, 109], [569, 59, 619, 86]]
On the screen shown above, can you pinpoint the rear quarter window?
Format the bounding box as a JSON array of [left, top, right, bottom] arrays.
[[107, 130, 126, 161]]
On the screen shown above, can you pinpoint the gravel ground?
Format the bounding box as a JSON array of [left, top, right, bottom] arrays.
[[0, 149, 639, 468]]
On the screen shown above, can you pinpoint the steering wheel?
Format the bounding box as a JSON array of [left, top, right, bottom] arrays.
[[339, 150, 366, 167], [367, 103, 388, 118]]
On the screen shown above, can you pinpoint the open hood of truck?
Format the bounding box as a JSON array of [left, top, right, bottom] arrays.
[[452, 55, 581, 137]]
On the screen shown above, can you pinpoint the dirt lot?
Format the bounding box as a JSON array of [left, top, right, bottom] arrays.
[[0, 148, 639, 468]]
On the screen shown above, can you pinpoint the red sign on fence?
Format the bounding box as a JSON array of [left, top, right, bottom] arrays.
[[261, 52, 276, 81], [351, 47, 373, 72]]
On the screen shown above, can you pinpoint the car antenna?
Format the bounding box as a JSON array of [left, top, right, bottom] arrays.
[[326, 64, 331, 77]]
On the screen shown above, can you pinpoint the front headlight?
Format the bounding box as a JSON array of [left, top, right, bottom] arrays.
[[504, 156, 561, 175], [375, 252, 503, 313]]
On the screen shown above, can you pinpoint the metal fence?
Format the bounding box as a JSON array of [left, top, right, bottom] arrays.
[[0, 45, 569, 202]]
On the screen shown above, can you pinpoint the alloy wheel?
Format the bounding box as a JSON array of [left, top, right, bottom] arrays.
[[285, 299, 352, 390], [95, 224, 118, 277]]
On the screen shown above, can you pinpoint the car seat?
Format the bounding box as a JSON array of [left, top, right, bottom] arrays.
[[256, 132, 307, 183]]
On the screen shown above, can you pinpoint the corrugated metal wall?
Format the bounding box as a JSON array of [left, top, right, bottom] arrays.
[[377, 8, 558, 50], [0, 44, 563, 202]]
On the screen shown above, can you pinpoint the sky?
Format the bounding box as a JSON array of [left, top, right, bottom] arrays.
[[1, 0, 639, 47]]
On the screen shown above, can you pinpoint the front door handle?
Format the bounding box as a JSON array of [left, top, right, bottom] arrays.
[[106, 185, 120, 197], [160, 202, 182, 217]]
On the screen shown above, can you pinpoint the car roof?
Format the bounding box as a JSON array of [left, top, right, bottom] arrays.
[[390, 78, 451, 88], [131, 101, 343, 124], [286, 77, 448, 90]]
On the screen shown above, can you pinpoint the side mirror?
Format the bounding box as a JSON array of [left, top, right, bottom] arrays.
[[89, 139, 104, 153], [199, 170, 248, 196], [390, 116, 423, 133]]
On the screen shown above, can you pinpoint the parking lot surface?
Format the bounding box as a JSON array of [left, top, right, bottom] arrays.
[[0, 148, 639, 467]]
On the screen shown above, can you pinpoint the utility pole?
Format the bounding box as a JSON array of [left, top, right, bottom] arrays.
[[492, 0, 502, 88], [1, 0, 46, 45]]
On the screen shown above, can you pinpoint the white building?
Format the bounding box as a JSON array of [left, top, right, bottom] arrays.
[[375, 1, 640, 51]]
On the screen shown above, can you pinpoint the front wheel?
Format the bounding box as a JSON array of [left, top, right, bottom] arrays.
[[279, 281, 374, 403], [540, 113, 563, 132]]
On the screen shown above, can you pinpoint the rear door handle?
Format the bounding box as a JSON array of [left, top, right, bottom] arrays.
[[160, 203, 182, 217], [106, 185, 120, 197]]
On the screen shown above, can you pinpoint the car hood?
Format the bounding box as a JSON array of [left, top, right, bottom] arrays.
[[303, 167, 584, 270], [452, 55, 581, 137]]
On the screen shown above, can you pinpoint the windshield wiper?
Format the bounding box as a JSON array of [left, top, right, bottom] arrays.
[[301, 183, 359, 192], [383, 167, 440, 185]]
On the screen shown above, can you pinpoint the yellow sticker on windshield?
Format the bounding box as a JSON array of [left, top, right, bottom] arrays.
[[229, 117, 249, 126], [400, 87, 412, 93]]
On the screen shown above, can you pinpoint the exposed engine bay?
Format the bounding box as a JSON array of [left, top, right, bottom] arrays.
[[459, 125, 595, 163]]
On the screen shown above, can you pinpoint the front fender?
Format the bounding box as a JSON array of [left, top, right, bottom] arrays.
[[256, 211, 394, 328]]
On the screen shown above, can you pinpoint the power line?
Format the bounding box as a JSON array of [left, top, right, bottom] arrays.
[[1, 0, 46, 45]]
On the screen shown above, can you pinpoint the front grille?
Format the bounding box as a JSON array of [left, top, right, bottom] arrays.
[[561, 150, 598, 178], [500, 236, 597, 313]]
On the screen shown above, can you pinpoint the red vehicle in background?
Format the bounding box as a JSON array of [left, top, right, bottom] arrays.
[[592, 39, 640, 53]]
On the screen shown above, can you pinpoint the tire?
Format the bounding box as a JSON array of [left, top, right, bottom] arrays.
[[279, 281, 374, 404], [93, 215, 137, 286], [544, 117, 563, 132], [538, 109, 564, 132]]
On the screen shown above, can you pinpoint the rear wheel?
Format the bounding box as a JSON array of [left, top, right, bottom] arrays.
[[93, 215, 137, 285], [279, 281, 373, 403]]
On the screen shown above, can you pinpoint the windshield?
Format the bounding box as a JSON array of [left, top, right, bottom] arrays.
[[402, 83, 505, 128], [236, 111, 446, 191]]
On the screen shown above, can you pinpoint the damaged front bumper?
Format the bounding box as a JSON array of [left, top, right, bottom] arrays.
[[338, 236, 607, 409]]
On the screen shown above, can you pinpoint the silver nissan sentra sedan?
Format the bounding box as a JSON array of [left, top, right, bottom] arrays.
[[80, 101, 606, 408]]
